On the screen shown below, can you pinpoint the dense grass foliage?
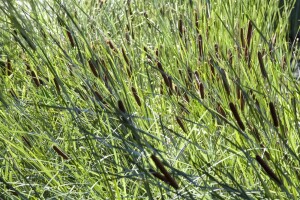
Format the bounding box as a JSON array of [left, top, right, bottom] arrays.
[[0, 0, 299, 199]]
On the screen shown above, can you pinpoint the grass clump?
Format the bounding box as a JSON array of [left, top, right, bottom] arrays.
[[0, 0, 299, 199]]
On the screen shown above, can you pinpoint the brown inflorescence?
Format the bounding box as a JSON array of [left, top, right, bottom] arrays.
[[150, 154, 179, 189], [255, 155, 282, 185], [229, 102, 245, 130], [53, 145, 69, 160], [118, 100, 126, 113], [131, 87, 141, 106], [269, 102, 279, 127], [176, 116, 187, 133], [66, 30, 75, 48]]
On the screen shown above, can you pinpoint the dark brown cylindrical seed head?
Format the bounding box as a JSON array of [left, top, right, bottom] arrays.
[[217, 103, 226, 119], [93, 90, 106, 105], [32, 74, 41, 86], [66, 30, 75, 47], [255, 155, 282, 185], [199, 83, 204, 99], [157, 61, 164, 71], [118, 100, 126, 113], [183, 92, 189, 102], [149, 168, 168, 183], [178, 18, 183, 39], [53, 145, 69, 160], [195, 70, 203, 96], [131, 87, 141, 106], [151, 154, 179, 189], [221, 70, 230, 96], [258, 51, 268, 79], [157, 62, 170, 87], [269, 102, 279, 127], [6, 58, 12, 75], [240, 28, 245, 49], [246, 21, 253, 47], [245, 21, 253, 59], [198, 34, 203, 59], [88, 59, 98, 77], [176, 116, 187, 133], [107, 40, 118, 53], [162, 74, 170, 88], [229, 102, 245, 130]]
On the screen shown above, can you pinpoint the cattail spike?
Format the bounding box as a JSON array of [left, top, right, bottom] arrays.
[[131, 87, 141, 106], [149, 168, 169, 183], [151, 154, 179, 189], [198, 34, 203, 60], [107, 40, 118, 53], [245, 21, 253, 59], [66, 30, 75, 48], [240, 28, 245, 49], [178, 18, 183, 39], [53, 145, 69, 160], [183, 92, 189, 102], [195, 71, 204, 99], [176, 116, 187, 133], [229, 102, 245, 130], [269, 102, 279, 127], [93, 90, 107, 106], [6, 58, 12, 75], [118, 100, 126, 113], [88, 59, 98, 77], [255, 155, 282, 185], [217, 103, 226, 119], [157, 61, 170, 87], [246, 21, 253, 47]]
